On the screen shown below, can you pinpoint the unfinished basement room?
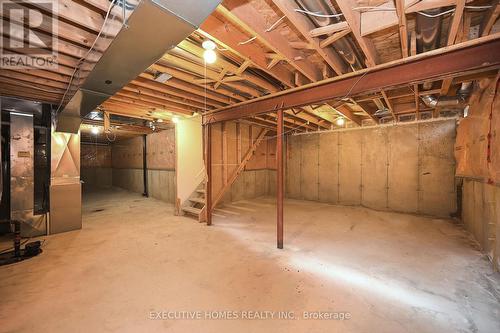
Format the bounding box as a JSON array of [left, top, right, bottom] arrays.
[[1, 0, 500, 332]]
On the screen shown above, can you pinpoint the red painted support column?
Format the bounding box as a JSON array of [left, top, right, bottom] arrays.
[[277, 110, 284, 249]]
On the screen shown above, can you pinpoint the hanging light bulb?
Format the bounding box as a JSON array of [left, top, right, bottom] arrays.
[[90, 126, 100, 135], [203, 49, 217, 64], [336, 117, 345, 127], [202, 40, 216, 51]]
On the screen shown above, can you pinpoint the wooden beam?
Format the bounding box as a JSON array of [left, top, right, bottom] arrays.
[[277, 110, 284, 249], [270, 0, 348, 75], [161, 54, 261, 98], [381, 90, 397, 120], [199, 16, 294, 88], [447, 0, 466, 46], [319, 28, 351, 49], [336, 0, 378, 66], [481, 0, 500, 36], [310, 21, 349, 37], [219, 1, 321, 82], [395, 0, 409, 58], [178, 40, 278, 93], [203, 34, 500, 124], [329, 103, 362, 126]]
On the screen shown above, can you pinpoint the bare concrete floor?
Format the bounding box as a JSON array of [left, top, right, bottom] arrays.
[[1, 188, 499, 333]]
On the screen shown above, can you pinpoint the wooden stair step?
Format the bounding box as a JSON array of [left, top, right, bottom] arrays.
[[189, 197, 205, 204], [196, 189, 206, 194], [182, 206, 202, 215]]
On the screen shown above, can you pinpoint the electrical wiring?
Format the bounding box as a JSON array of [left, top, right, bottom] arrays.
[[238, 36, 257, 45], [294, 8, 343, 18], [266, 15, 286, 32]]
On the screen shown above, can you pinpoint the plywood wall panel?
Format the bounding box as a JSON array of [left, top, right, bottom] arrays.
[[361, 128, 388, 209], [147, 129, 175, 170], [387, 125, 418, 213], [338, 131, 362, 205], [81, 145, 111, 168]]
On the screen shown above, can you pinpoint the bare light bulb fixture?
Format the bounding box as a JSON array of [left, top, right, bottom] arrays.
[[172, 116, 179, 124], [202, 39, 217, 64], [90, 126, 100, 135], [336, 117, 345, 127]]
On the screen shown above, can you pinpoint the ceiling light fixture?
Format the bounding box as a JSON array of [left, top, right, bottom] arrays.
[[202, 40, 216, 50], [203, 49, 217, 64], [202, 39, 217, 64], [172, 116, 179, 124], [90, 126, 100, 135], [336, 117, 345, 126]]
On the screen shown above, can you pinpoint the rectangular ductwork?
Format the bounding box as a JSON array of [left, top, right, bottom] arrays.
[[56, 0, 221, 133]]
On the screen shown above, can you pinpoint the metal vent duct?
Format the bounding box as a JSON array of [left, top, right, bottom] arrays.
[[56, 0, 221, 133]]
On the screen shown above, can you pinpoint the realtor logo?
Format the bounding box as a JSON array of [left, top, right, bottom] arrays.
[[0, 0, 58, 69]]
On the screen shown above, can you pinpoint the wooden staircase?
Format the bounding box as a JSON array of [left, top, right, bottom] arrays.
[[181, 128, 268, 223], [181, 182, 207, 222]]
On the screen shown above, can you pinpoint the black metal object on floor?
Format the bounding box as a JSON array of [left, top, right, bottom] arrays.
[[0, 220, 42, 266]]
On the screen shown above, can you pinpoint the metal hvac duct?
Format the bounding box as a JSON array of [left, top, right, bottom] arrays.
[[295, 0, 363, 71], [422, 82, 473, 108], [56, 0, 221, 133], [416, 9, 443, 54]]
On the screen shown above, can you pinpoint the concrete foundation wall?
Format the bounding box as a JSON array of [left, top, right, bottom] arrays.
[[222, 169, 271, 203], [286, 119, 457, 217], [462, 179, 499, 269], [81, 144, 112, 191], [81, 168, 112, 190], [110, 129, 176, 203]]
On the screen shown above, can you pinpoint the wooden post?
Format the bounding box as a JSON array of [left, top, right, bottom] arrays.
[[206, 123, 213, 226], [277, 110, 284, 249]]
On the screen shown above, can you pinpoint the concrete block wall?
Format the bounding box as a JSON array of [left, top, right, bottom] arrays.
[[286, 119, 457, 218]]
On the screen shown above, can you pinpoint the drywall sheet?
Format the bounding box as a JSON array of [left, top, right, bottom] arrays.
[[300, 133, 319, 201], [176, 116, 203, 206], [387, 124, 419, 213], [318, 132, 339, 203], [338, 130, 362, 205], [361, 128, 388, 209], [286, 135, 302, 199], [419, 121, 456, 216]]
